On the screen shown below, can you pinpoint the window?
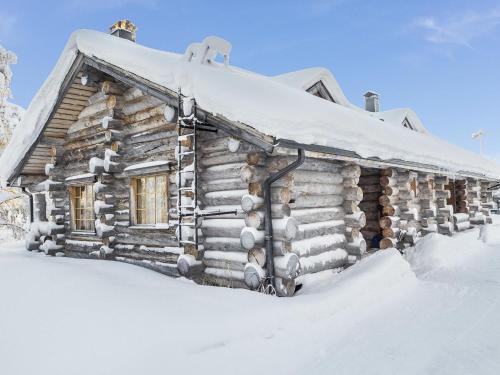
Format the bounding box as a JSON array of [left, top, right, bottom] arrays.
[[131, 175, 168, 225], [402, 118, 415, 131], [70, 185, 95, 231]]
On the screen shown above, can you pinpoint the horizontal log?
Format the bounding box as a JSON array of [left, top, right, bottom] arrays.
[[299, 249, 348, 275], [379, 194, 398, 206], [291, 194, 343, 209], [274, 253, 300, 280], [243, 263, 265, 289], [203, 251, 248, 272], [290, 233, 346, 257], [292, 183, 343, 197], [379, 216, 400, 229], [295, 220, 345, 240], [380, 237, 397, 249], [203, 190, 248, 206], [122, 96, 164, 116], [240, 165, 268, 183], [341, 164, 361, 178], [346, 236, 367, 256], [291, 207, 345, 224], [201, 219, 245, 238], [344, 211, 366, 229], [240, 217, 298, 249], [244, 207, 291, 228], [291, 170, 343, 184]]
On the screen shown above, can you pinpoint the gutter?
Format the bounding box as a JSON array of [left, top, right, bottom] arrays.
[[264, 148, 305, 290], [276, 139, 499, 182]]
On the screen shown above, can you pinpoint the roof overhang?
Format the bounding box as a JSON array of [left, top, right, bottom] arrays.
[[276, 138, 496, 181], [7, 47, 500, 185], [7, 53, 275, 186]]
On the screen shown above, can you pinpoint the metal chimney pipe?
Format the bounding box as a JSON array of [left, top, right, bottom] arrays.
[[364, 91, 379, 112]]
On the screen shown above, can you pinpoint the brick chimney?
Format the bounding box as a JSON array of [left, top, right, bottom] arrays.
[[109, 20, 137, 42]]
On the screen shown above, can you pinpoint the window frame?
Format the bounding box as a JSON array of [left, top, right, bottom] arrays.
[[69, 184, 96, 233], [130, 174, 169, 227]]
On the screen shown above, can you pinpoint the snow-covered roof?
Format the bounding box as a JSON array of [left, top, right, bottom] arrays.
[[2, 29, 500, 184], [374, 108, 428, 134], [273, 67, 353, 107], [274, 68, 429, 134]]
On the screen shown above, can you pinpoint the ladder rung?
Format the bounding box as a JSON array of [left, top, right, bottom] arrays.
[[178, 151, 195, 156], [179, 222, 196, 227], [179, 187, 194, 191], [179, 205, 195, 208]]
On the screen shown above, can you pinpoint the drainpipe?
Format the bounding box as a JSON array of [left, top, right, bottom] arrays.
[[263, 148, 305, 289], [21, 187, 34, 223]]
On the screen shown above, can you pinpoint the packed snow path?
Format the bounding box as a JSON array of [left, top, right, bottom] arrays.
[[2, 221, 500, 375]]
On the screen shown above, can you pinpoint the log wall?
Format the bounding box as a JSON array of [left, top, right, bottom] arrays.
[[22, 71, 499, 297], [358, 168, 381, 247], [239, 153, 360, 296]]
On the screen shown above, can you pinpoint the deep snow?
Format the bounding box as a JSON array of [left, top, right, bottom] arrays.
[[2, 222, 500, 375]]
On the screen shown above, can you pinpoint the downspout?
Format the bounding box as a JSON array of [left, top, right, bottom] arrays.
[[21, 187, 34, 223], [264, 148, 305, 289]]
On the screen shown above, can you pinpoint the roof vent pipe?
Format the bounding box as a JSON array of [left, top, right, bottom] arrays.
[[364, 91, 379, 112], [109, 19, 137, 42]]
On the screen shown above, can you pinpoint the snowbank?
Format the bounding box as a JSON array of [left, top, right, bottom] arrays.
[[3, 219, 500, 374]]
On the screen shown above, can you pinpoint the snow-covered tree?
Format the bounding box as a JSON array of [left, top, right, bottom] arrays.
[[0, 44, 24, 152], [0, 45, 27, 240]]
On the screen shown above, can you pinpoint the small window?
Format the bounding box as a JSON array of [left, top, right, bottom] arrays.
[[131, 175, 168, 225], [402, 118, 415, 131], [70, 185, 95, 232]]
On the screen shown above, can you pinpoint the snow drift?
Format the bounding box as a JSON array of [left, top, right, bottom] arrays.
[[2, 220, 500, 374]]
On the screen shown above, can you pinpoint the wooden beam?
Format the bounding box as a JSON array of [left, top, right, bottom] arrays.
[[8, 53, 85, 185]]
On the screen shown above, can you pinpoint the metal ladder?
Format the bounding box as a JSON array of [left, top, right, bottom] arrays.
[[176, 92, 237, 248]]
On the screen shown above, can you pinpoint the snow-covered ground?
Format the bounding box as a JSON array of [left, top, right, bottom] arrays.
[[2, 222, 500, 375]]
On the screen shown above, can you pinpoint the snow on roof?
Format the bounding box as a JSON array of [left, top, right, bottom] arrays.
[[374, 108, 428, 134], [2, 29, 500, 184], [272, 67, 354, 108], [273, 68, 429, 134]]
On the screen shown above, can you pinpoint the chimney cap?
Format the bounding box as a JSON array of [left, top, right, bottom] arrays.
[[109, 19, 137, 42], [364, 91, 379, 98]]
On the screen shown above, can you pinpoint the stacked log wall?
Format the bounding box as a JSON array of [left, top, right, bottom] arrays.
[[358, 168, 382, 247], [434, 176, 454, 235], [394, 170, 419, 246], [378, 168, 401, 249], [451, 179, 471, 231], [45, 81, 183, 275], [108, 86, 181, 276], [241, 154, 354, 296], [45, 80, 127, 258], [341, 164, 366, 262], [197, 132, 255, 289], [467, 178, 486, 225], [417, 173, 438, 235], [480, 181, 495, 222]]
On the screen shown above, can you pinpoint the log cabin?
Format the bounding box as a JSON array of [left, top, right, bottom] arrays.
[[2, 21, 499, 296]]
